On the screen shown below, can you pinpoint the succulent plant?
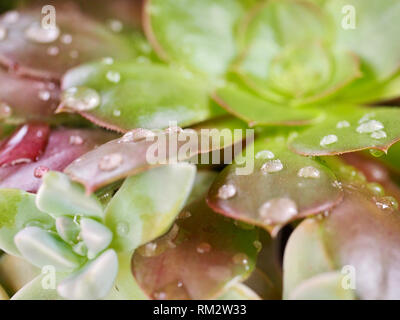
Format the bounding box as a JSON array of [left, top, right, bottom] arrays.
[[0, 0, 400, 300]]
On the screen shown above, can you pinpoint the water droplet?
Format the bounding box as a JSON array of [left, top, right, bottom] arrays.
[[116, 221, 129, 236], [232, 253, 249, 269], [137, 242, 158, 257], [113, 109, 121, 117], [258, 198, 298, 225], [217, 184, 236, 200], [38, 90, 51, 101], [367, 182, 385, 197], [0, 27, 7, 41], [332, 180, 343, 189], [356, 120, 384, 134], [102, 57, 114, 65], [61, 33, 72, 44], [119, 128, 155, 143], [358, 113, 375, 124], [62, 87, 101, 111], [255, 150, 275, 160], [261, 159, 283, 174], [320, 134, 338, 147], [336, 120, 350, 129], [47, 45, 59, 56], [0, 102, 12, 119], [106, 71, 121, 83], [253, 240, 262, 252], [370, 130, 387, 140], [69, 135, 84, 145], [369, 149, 385, 158], [33, 165, 49, 178], [297, 166, 320, 179], [25, 22, 60, 43], [108, 19, 123, 32], [376, 196, 399, 212], [196, 242, 211, 254], [98, 153, 123, 171], [3, 11, 19, 24], [69, 50, 79, 59]]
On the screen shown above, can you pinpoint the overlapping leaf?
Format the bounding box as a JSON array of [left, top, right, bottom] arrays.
[[132, 198, 258, 300]]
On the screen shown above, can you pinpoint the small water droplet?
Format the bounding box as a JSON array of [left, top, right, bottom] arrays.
[[38, 90, 51, 101], [369, 149, 385, 158], [113, 109, 121, 117], [33, 165, 49, 178], [25, 22, 60, 43], [258, 198, 298, 225], [253, 240, 262, 252], [47, 45, 59, 56], [297, 166, 320, 179], [0, 102, 12, 119], [196, 242, 211, 254], [116, 221, 129, 236], [106, 70, 121, 83], [137, 242, 158, 257], [356, 120, 384, 134], [261, 159, 283, 174], [217, 184, 236, 200], [255, 150, 275, 160], [232, 253, 249, 269], [61, 33, 72, 44], [62, 87, 101, 111], [370, 130, 387, 140], [332, 180, 343, 189], [376, 196, 399, 212], [99, 153, 123, 171], [358, 113, 375, 124], [102, 57, 114, 65], [367, 182, 385, 196], [108, 19, 123, 32], [69, 135, 84, 145], [119, 128, 155, 143], [336, 120, 350, 129], [320, 134, 338, 147], [3, 11, 19, 24], [0, 27, 7, 41]]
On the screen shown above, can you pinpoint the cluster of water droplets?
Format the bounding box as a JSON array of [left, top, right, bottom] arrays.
[[62, 87, 101, 111]]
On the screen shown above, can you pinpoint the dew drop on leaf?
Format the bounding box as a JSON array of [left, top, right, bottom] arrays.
[[106, 71, 121, 83], [33, 165, 49, 178], [69, 135, 84, 145], [261, 159, 283, 174], [320, 134, 338, 147], [98, 153, 123, 171], [47, 46, 59, 56], [297, 166, 320, 179], [217, 184, 236, 200], [61, 34, 72, 44], [356, 120, 384, 134], [196, 242, 211, 254], [258, 198, 298, 225], [62, 87, 101, 111], [336, 120, 350, 129], [375, 196, 399, 212], [255, 150, 275, 160], [367, 182, 385, 196], [38, 90, 51, 101], [119, 128, 156, 143], [369, 149, 385, 158], [25, 22, 60, 43], [370, 130, 387, 140]]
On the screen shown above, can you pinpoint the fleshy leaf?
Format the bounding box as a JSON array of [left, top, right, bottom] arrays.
[[60, 62, 219, 132], [325, 0, 400, 81], [0, 127, 116, 193], [284, 183, 400, 300], [65, 128, 238, 193], [144, 0, 254, 77], [213, 83, 319, 126], [132, 198, 258, 300], [105, 163, 196, 252], [0, 122, 50, 167], [0, 6, 136, 81], [0, 284, 7, 300], [0, 189, 54, 256], [207, 138, 343, 236], [36, 171, 104, 220], [290, 107, 400, 156]]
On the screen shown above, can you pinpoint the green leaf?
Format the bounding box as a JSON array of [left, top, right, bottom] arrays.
[[144, 0, 255, 77], [61, 62, 220, 132], [218, 283, 260, 300], [207, 137, 343, 236], [0, 189, 54, 256], [325, 0, 400, 81], [290, 107, 400, 156], [36, 171, 104, 220], [105, 163, 196, 252], [132, 198, 258, 300], [213, 83, 319, 126]]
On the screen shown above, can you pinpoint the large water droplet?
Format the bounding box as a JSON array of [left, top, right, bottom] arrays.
[[261, 159, 283, 174], [38, 90, 51, 101], [336, 120, 350, 129], [3, 11, 19, 24], [217, 184, 236, 200], [258, 198, 298, 225], [98, 153, 123, 171], [69, 135, 84, 145], [196, 242, 211, 254], [370, 130, 387, 140], [255, 150, 275, 160], [297, 166, 320, 179], [356, 120, 384, 134], [25, 22, 60, 43], [376, 196, 399, 212], [106, 70, 121, 83], [367, 182, 385, 197], [320, 134, 338, 147], [108, 19, 123, 32], [62, 87, 101, 111], [369, 149, 385, 158]]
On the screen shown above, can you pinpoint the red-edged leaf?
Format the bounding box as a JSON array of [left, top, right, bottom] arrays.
[[0, 122, 50, 168], [0, 5, 136, 81], [131, 199, 258, 300], [0, 67, 60, 122], [207, 137, 343, 236], [0, 127, 116, 193]]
